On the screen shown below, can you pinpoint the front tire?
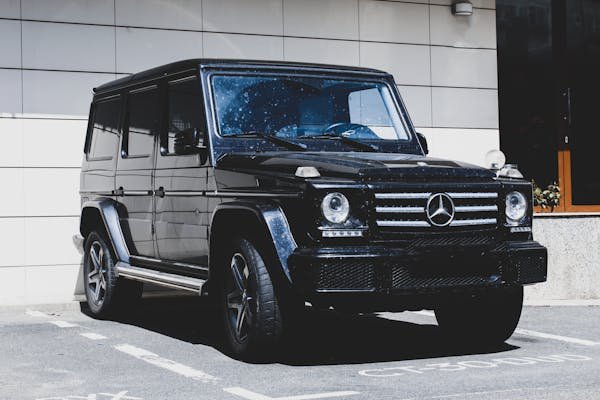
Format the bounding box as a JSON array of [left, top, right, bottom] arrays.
[[83, 231, 142, 318], [220, 238, 283, 360], [434, 286, 523, 346]]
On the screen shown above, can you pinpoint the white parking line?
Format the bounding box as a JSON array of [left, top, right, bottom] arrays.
[[114, 344, 219, 383], [223, 387, 359, 400], [409, 310, 600, 347], [25, 310, 50, 318], [80, 332, 107, 340], [515, 328, 599, 346], [49, 320, 78, 328]]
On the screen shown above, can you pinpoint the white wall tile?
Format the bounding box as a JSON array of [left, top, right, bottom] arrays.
[[0, 218, 25, 266], [22, 70, 111, 117], [22, 21, 115, 72], [419, 127, 500, 167], [284, 37, 359, 66], [432, 87, 498, 129], [430, 0, 495, 9], [284, 0, 358, 40], [359, 0, 429, 44], [24, 168, 80, 216], [398, 85, 431, 128], [203, 32, 283, 60], [116, 27, 203, 73], [0, 118, 23, 167], [25, 264, 82, 302], [0, 267, 26, 304], [0, 0, 20, 18], [0, 69, 22, 114], [0, 20, 21, 68], [24, 216, 81, 265], [203, 0, 283, 35], [0, 169, 25, 216], [23, 119, 86, 168], [116, 0, 203, 30], [360, 42, 430, 85], [430, 5, 496, 49], [22, 0, 115, 25], [431, 47, 497, 88]]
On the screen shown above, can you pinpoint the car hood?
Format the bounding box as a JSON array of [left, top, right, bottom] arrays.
[[217, 152, 496, 181]]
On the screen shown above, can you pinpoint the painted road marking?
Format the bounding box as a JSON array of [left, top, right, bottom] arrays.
[[114, 344, 219, 383], [80, 332, 107, 340], [358, 353, 592, 377], [26, 310, 50, 318], [515, 328, 600, 346], [49, 320, 78, 328], [36, 391, 142, 400], [410, 310, 600, 346], [223, 387, 359, 400]]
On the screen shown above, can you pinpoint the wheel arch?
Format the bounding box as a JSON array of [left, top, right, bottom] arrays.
[[209, 201, 297, 287], [80, 198, 130, 264]]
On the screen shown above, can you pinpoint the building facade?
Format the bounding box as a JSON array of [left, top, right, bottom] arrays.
[[0, 0, 595, 305]]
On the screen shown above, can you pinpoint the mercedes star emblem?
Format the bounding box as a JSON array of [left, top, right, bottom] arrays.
[[426, 193, 455, 227]]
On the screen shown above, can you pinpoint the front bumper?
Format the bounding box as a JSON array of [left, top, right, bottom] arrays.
[[289, 240, 547, 295]]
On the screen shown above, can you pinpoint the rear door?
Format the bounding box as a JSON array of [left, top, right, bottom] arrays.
[[115, 85, 160, 258], [154, 74, 210, 271]]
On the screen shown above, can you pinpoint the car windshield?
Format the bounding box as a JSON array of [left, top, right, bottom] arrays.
[[210, 74, 411, 144]]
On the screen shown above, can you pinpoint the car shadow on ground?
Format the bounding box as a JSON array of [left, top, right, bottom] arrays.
[[80, 295, 518, 366]]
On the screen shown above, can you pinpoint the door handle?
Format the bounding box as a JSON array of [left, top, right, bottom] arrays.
[[155, 187, 165, 198], [113, 187, 124, 196]]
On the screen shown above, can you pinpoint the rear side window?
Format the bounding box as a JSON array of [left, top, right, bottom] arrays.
[[88, 97, 121, 160], [124, 86, 159, 158], [164, 77, 206, 155]]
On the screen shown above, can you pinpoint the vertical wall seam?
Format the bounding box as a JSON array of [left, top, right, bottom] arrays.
[[428, 2, 433, 127], [357, 0, 361, 66], [281, 0, 285, 60], [113, 0, 117, 78]]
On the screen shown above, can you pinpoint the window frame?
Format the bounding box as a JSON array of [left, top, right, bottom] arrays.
[[160, 74, 208, 158], [121, 84, 160, 160], [85, 94, 122, 162]]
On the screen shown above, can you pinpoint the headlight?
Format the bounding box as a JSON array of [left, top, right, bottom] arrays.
[[321, 192, 350, 224], [505, 191, 527, 223]]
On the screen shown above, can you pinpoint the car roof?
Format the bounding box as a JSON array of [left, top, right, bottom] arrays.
[[93, 59, 391, 95]]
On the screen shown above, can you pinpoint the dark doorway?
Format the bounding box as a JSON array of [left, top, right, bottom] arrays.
[[497, 0, 600, 210]]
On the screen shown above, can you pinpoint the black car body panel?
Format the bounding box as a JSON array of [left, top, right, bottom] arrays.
[[79, 59, 547, 312]]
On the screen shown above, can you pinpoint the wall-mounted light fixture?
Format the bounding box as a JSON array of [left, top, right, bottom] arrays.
[[452, 1, 473, 16]]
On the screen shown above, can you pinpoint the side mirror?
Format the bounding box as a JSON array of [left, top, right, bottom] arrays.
[[174, 128, 206, 156], [416, 132, 428, 155]]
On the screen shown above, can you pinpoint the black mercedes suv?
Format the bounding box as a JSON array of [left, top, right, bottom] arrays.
[[77, 59, 547, 359]]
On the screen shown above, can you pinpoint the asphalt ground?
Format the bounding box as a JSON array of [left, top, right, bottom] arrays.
[[1, 297, 599, 400]]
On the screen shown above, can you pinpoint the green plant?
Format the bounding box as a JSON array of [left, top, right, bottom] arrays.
[[533, 181, 561, 210]]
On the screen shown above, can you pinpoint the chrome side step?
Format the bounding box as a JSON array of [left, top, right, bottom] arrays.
[[116, 263, 205, 294]]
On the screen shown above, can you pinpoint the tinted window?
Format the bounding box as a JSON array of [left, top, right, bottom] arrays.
[[125, 87, 159, 158], [165, 77, 206, 155], [88, 98, 120, 160]]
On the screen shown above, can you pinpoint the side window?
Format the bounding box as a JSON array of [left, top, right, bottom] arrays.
[[164, 77, 206, 156], [124, 86, 159, 158], [87, 97, 120, 160]]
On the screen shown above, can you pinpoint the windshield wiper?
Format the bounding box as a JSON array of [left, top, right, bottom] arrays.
[[298, 133, 379, 152], [223, 131, 307, 151]]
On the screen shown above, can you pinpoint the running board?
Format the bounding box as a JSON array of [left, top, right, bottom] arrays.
[[116, 263, 205, 294]]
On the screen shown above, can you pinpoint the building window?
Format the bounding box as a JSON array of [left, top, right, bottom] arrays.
[[497, 0, 600, 212]]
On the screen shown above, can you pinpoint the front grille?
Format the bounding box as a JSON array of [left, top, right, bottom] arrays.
[[374, 191, 499, 234]]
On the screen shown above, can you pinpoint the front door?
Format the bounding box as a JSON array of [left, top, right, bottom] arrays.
[[154, 74, 210, 271]]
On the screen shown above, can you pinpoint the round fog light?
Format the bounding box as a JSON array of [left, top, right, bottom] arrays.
[[322, 192, 350, 224], [505, 191, 527, 222]]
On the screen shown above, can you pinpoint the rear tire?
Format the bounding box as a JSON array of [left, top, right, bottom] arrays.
[[434, 286, 523, 346], [83, 231, 142, 318], [220, 238, 283, 360]]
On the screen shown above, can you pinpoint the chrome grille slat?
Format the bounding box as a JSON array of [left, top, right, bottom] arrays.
[[455, 205, 498, 213], [375, 206, 423, 213], [374, 190, 499, 232]]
